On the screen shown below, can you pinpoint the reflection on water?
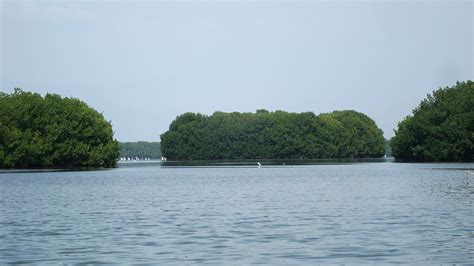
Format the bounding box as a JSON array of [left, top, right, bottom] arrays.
[[160, 158, 387, 167], [0, 162, 473, 264]]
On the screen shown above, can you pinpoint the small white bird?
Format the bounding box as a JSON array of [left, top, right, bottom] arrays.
[[257, 162, 261, 168]]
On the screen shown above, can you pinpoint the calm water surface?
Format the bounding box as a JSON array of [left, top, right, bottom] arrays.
[[1, 162, 473, 264]]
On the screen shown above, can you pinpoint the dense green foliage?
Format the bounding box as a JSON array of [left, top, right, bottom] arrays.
[[161, 109, 385, 160], [391, 81, 473, 162], [119, 141, 162, 159], [0, 89, 120, 168]]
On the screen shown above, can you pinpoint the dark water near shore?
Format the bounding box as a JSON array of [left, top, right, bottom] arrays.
[[1, 162, 473, 264]]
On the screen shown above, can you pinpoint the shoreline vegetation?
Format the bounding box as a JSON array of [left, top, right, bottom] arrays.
[[1, 80, 472, 169], [391, 81, 473, 162], [0, 89, 119, 168], [161, 110, 385, 160], [119, 141, 162, 160]]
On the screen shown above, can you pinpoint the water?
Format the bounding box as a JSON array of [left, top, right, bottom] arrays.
[[1, 162, 473, 264]]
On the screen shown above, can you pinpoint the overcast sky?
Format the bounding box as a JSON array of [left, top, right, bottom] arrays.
[[1, 0, 472, 141]]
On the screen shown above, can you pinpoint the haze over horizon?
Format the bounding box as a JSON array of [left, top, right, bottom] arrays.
[[1, 0, 473, 142]]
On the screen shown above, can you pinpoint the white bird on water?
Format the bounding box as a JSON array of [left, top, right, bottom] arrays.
[[257, 162, 261, 168], [465, 170, 474, 186]]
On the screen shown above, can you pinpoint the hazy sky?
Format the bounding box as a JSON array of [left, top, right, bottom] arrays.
[[1, 0, 473, 141]]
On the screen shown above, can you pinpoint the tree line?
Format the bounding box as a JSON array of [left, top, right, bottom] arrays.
[[0, 89, 119, 168], [119, 141, 162, 159], [1, 80, 471, 168], [391, 81, 473, 162], [160, 109, 385, 160]]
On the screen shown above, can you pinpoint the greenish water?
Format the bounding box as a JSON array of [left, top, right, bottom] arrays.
[[1, 162, 473, 264]]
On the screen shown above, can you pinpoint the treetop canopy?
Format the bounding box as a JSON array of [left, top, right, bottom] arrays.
[[0, 89, 119, 168], [161, 109, 385, 160]]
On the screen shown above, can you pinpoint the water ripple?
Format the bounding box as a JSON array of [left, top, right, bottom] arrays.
[[0, 162, 473, 264]]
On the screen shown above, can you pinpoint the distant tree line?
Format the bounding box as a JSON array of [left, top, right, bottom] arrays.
[[160, 109, 385, 160], [119, 141, 162, 159], [391, 81, 473, 162], [385, 139, 392, 157], [0, 89, 119, 168], [4, 81, 469, 166]]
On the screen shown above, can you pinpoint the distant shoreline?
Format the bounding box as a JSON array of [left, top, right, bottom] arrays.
[[0, 167, 111, 174], [5, 158, 474, 172]]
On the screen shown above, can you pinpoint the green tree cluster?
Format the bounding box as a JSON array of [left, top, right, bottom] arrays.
[[160, 110, 385, 160], [0, 89, 119, 168], [391, 81, 473, 162], [119, 141, 162, 159]]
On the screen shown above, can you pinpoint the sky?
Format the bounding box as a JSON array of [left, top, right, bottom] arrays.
[[1, 0, 473, 142]]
